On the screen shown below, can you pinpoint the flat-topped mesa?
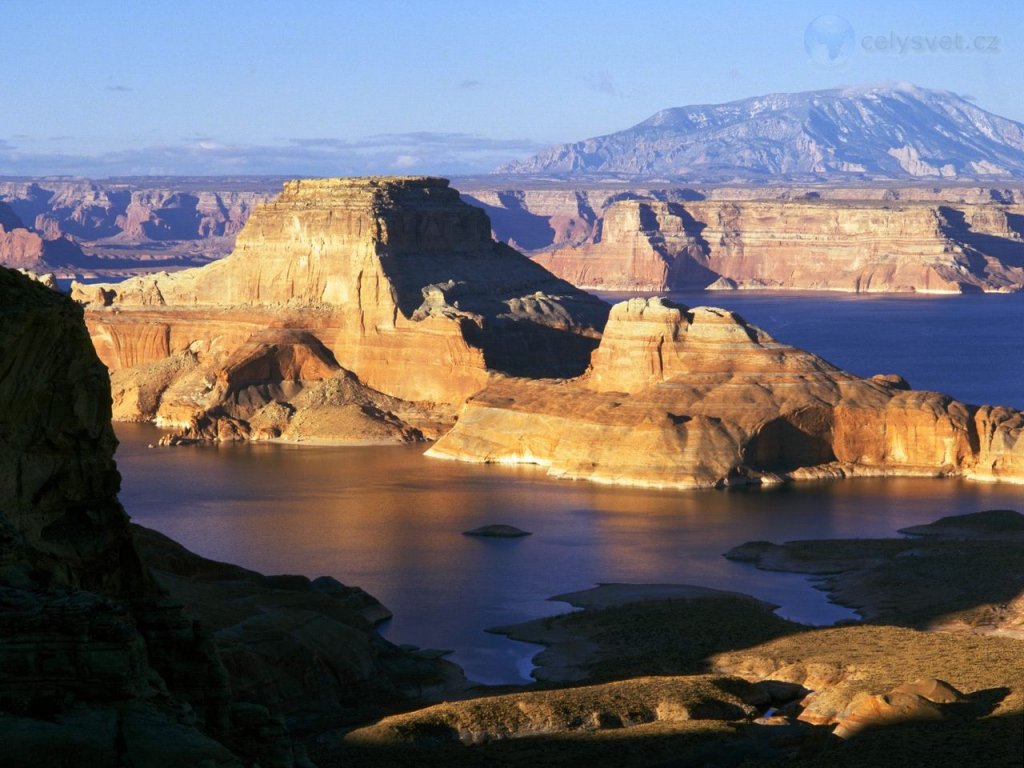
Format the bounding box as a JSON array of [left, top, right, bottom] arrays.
[[74, 177, 493, 309], [531, 198, 1024, 294], [428, 296, 1024, 489], [74, 177, 608, 429]]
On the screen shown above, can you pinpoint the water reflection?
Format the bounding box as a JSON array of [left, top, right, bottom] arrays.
[[115, 423, 1024, 685]]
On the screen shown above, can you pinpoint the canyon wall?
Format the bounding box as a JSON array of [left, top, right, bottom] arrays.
[[72, 177, 608, 441], [480, 191, 1024, 294], [428, 296, 1024, 488], [6, 175, 1024, 293], [0, 200, 84, 272], [0, 266, 248, 765]]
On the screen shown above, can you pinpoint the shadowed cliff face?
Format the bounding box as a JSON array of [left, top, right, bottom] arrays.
[[0, 267, 242, 765], [428, 296, 1024, 489], [0, 267, 145, 596], [72, 177, 609, 439]]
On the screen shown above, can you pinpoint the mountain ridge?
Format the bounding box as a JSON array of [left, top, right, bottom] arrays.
[[498, 85, 1024, 181]]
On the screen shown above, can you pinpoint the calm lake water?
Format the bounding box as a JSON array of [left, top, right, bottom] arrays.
[[118, 291, 1024, 685]]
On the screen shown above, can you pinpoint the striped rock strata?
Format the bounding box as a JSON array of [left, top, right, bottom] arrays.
[[532, 199, 1024, 293]]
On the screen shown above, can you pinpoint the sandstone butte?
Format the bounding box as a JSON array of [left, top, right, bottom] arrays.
[[427, 296, 1024, 489], [528, 197, 1024, 293], [70, 176, 609, 442]]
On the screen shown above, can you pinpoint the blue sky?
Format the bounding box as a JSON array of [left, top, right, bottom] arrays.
[[1, 0, 1020, 176]]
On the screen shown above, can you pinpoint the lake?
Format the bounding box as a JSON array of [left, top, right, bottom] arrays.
[[117, 291, 1024, 685]]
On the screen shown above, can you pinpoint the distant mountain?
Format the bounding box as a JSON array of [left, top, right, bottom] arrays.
[[498, 85, 1024, 181]]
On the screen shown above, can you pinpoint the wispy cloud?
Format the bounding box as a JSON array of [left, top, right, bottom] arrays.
[[584, 70, 619, 96], [0, 132, 551, 177]]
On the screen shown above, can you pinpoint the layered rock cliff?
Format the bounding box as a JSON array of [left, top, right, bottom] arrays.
[[531, 198, 1024, 293], [428, 297, 1024, 488], [8, 174, 1024, 294], [0, 200, 84, 272], [72, 177, 608, 441]]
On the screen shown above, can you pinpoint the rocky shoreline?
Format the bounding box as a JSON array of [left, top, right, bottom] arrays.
[[333, 510, 1024, 766]]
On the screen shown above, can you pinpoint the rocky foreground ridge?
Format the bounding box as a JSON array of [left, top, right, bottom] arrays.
[[0, 266, 469, 766], [71, 177, 608, 443], [429, 296, 1024, 488]]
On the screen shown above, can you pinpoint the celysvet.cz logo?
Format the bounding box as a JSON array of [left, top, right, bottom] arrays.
[[804, 15, 1000, 68], [861, 32, 1000, 55]]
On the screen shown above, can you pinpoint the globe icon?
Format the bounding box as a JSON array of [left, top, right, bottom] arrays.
[[804, 15, 855, 68]]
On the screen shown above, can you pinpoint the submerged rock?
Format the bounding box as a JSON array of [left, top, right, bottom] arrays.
[[463, 524, 532, 538]]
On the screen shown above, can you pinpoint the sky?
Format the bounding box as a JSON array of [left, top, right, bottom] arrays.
[[1, 0, 1021, 177]]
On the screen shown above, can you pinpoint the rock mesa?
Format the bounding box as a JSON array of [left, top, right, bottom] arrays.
[[428, 296, 1024, 488], [73, 177, 608, 441]]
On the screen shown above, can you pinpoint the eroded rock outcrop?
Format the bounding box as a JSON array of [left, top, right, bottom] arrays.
[[73, 177, 608, 442], [0, 200, 84, 273], [0, 179, 271, 277], [428, 296, 1024, 488]]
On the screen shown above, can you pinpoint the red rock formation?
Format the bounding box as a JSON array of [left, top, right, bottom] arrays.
[[73, 177, 608, 438], [0, 201, 85, 271], [428, 296, 1024, 488]]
